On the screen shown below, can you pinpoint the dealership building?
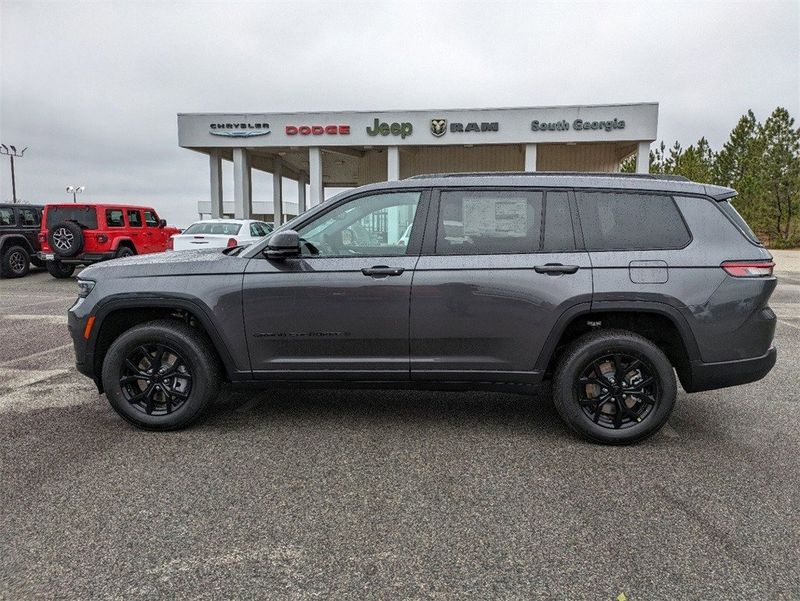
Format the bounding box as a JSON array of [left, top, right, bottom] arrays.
[[177, 102, 658, 223]]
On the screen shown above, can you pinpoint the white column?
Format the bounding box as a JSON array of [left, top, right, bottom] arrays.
[[387, 146, 400, 181], [636, 141, 650, 174], [233, 148, 252, 219], [297, 172, 307, 215], [524, 144, 537, 171], [309, 147, 323, 207], [273, 156, 283, 225], [209, 152, 223, 218]]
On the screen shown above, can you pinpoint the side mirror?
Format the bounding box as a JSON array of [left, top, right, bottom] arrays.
[[264, 229, 301, 260], [159, 219, 167, 228]]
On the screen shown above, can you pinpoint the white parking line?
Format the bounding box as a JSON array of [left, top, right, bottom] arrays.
[[0, 367, 69, 389], [0, 343, 73, 367], [778, 319, 800, 331], [1, 314, 68, 324]]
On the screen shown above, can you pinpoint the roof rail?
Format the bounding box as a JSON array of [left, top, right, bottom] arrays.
[[405, 171, 691, 182]]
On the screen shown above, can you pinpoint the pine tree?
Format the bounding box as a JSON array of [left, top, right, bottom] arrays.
[[759, 107, 800, 243]]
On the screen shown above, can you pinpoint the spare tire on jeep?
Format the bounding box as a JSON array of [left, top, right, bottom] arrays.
[[48, 221, 83, 257]]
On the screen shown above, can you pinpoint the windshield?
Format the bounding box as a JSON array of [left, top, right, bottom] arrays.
[[183, 222, 242, 235], [46, 206, 98, 229]]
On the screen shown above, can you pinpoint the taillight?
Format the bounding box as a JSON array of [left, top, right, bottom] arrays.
[[227, 238, 238, 248], [38, 232, 46, 243], [721, 260, 774, 278]]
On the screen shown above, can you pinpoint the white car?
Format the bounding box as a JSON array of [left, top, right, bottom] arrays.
[[171, 219, 273, 251]]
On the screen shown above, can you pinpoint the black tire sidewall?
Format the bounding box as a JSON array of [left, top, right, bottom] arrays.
[[102, 322, 219, 430], [116, 247, 134, 258], [48, 221, 84, 257], [2, 245, 30, 277], [46, 261, 75, 278], [553, 331, 677, 445]]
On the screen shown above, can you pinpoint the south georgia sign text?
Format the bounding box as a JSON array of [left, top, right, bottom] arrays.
[[531, 118, 626, 132]]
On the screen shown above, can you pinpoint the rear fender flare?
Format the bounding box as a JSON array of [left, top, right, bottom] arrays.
[[0, 234, 35, 255], [535, 300, 702, 372]]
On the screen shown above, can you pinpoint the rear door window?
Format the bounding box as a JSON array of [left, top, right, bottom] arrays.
[[106, 209, 125, 228], [18, 208, 40, 226], [127, 209, 143, 227], [436, 190, 543, 255], [576, 191, 690, 250], [45, 206, 98, 229]]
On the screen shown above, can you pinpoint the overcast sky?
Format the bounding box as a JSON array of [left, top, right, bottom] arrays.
[[1, 0, 798, 226]]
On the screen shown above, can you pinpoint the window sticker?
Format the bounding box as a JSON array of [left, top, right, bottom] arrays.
[[462, 197, 527, 237]]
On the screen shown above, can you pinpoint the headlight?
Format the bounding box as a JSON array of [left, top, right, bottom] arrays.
[[77, 279, 96, 298]]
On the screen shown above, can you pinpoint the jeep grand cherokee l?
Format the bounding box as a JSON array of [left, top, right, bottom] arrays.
[[39, 204, 180, 278], [67, 173, 777, 444]]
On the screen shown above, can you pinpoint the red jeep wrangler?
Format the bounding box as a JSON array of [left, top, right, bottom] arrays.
[[38, 204, 180, 278]]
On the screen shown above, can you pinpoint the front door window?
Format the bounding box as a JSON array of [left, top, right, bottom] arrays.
[[296, 191, 421, 257]]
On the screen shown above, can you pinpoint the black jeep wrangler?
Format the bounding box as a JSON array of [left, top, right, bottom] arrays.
[[0, 203, 44, 278]]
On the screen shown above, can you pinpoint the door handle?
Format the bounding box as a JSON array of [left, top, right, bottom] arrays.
[[361, 266, 405, 277], [534, 263, 580, 275]]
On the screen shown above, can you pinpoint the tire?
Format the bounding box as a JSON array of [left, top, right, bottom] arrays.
[[48, 221, 83, 257], [101, 319, 222, 430], [1, 245, 30, 278], [45, 260, 76, 279], [552, 329, 677, 445], [115, 246, 135, 258]]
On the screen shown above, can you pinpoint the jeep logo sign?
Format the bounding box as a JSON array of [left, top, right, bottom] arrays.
[[366, 118, 413, 139]]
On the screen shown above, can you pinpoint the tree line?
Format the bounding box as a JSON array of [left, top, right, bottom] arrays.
[[622, 107, 800, 248]]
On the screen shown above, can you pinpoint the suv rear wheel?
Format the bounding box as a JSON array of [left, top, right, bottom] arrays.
[[101, 320, 221, 430], [552, 329, 677, 445], [46, 260, 75, 279], [1, 245, 30, 278]]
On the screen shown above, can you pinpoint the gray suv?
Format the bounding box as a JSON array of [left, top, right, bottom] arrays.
[[68, 173, 777, 444]]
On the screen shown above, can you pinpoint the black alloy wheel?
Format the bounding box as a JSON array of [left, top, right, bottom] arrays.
[[552, 329, 677, 445], [119, 343, 193, 416], [102, 320, 221, 430], [576, 353, 658, 430], [1, 245, 30, 277]]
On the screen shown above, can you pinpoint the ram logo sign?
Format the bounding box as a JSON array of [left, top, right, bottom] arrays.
[[430, 119, 447, 137]]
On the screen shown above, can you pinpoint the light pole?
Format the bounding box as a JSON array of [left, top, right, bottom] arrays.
[[0, 144, 28, 204], [66, 185, 85, 203]]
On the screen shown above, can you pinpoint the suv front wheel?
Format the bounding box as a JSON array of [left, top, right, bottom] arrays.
[[101, 320, 221, 430], [552, 329, 677, 445]]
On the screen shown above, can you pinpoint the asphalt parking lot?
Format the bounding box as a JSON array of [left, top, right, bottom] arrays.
[[1, 263, 799, 601]]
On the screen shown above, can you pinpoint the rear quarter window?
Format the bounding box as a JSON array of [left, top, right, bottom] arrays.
[[0, 208, 14, 226], [576, 191, 690, 251], [717, 199, 763, 246]]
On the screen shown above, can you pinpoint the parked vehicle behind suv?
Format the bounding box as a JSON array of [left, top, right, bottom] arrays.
[[68, 173, 777, 444], [171, 219, 273, 251], [0, 203, 44, 278], [38, 204, 180, 278]]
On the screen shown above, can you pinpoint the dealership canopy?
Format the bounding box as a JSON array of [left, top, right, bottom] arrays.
[[177, 102, 658, 223]]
